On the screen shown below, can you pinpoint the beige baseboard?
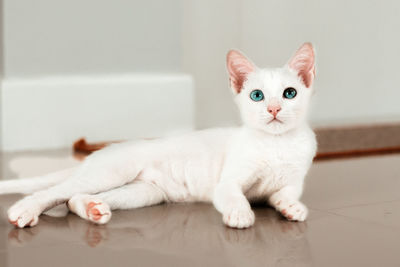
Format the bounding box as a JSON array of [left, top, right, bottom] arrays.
[[315, 122, 400, 160]]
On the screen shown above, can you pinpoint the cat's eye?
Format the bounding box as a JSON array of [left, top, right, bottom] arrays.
[[250, 89, 264, 102], [283, 87, 297, 99]]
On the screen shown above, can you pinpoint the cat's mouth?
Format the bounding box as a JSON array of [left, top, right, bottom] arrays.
[[267, 118, 283, 124]]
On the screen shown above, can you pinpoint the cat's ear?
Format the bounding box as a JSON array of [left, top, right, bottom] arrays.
[[227, 50, 256, 94], [287, 43, 316, 88]]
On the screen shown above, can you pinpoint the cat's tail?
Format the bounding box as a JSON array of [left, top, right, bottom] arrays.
[[0, 167, 76, 195]]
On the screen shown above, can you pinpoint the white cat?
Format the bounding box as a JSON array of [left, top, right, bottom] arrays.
[[1, 43, 317, 229]]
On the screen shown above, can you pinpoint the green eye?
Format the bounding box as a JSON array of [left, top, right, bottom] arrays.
[[283, 87, 297, 99], [250, 89, 264, 102]]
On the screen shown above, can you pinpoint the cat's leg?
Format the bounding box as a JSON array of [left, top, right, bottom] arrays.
[[67, 181, 166, 224], [8, 145, 146, 228], [0, 167, 76, 195], [214, 182, 255, 229], [268, 185, 308, 221], [213, 153, 260, 229]]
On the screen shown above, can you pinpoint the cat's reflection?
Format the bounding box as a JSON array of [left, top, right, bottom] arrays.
[[8, 204, 312, 266]]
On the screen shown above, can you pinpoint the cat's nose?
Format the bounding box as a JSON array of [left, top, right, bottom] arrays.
[[267, 104, 281, 117]]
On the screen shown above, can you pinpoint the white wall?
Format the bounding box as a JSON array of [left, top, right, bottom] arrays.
[[1, 0, 400, 151], [0, 0, 3, 150], [182, 0, 242, 128], [183, 0, 400, 128], [0, 0, 196, 151], [3, 0, 183, 78], [1, 74, 194, 151]]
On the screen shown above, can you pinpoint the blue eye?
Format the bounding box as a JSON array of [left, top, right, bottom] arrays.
[[283, 87, 297, 99], [250, 89, 264, 102]]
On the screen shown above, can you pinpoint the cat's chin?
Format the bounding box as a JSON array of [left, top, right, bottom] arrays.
[[267, 118, 283, 124], [263, 128, 290, 135], [259, 121, 295, 136]]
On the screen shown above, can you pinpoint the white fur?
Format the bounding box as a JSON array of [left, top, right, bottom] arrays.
[[1, 44, 317, 229]]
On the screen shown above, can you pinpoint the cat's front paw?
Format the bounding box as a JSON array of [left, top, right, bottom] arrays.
[[274, 199, 308, 221], [222, 208, 255, 229], [8, 199, 40, 228]]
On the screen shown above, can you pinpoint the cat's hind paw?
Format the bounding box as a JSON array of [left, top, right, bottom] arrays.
[[86, 201, 111, 224], [8, 199, 40, 228], [68, 195, 111, 224]]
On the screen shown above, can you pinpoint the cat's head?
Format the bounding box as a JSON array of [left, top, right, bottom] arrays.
[[227, 43, 315, 135]]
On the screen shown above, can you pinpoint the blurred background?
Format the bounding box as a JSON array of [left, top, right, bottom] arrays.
[[0, 0, 399, 151]]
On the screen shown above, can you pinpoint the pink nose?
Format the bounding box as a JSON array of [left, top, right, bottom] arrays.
[[267, 104, 281, 117]]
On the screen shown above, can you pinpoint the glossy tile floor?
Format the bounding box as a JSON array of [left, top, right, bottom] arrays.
[[0, 150, 399, 267]]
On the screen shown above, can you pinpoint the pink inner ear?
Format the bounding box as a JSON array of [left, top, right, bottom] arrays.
[[227, 50, 255, 93], [288, 43, 315, 88]]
